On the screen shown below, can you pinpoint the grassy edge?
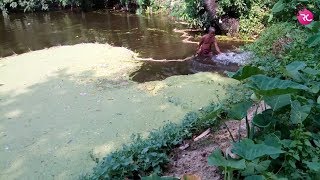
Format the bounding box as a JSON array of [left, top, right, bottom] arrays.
[[81, 103, 226, 179]]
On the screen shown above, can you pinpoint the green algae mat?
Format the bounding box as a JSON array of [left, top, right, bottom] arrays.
[[0, 44, 237, 179]]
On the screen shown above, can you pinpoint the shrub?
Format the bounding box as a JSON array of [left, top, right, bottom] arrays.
[[83, 104, 223, 179], [209, 62, 320, 179]]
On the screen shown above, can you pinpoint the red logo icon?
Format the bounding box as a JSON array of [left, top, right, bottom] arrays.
[[297, 9, 314, 25]]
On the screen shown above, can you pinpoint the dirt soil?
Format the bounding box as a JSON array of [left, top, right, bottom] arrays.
[[164, 104, 266, 179]]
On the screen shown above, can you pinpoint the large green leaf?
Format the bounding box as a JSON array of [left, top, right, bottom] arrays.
[[252, 109, 273, 128], [228, 101, 253, 120], [272, 0, 284, 13], [317, 96, 320, 104], [306, 21, 320, 33], [242, 159, 271, 176], [247, 75, 309, 96], [208, 149, 246, 169], [264, 134, 282, 159], [304, 161, 320, 172], [232, 139, 284, 161], [230, 66, 264, 81], [264, 94, 291, 111], [306, 32, 320, 47], [285, 61, 306, 82], [142, 175, 179, 180], [290, 100, 312, 124], [302, 67, 320, 76]]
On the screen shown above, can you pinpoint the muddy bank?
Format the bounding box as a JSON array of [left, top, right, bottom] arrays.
[[0, 43, 237, 179]]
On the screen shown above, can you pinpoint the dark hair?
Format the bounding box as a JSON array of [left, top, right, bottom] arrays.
[[208, 27, 215, 33]]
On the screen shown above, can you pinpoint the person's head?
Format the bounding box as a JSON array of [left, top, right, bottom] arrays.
[[208, 27, 215, 37]]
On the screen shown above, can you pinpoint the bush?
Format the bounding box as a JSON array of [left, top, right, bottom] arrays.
[[244, 21, 320, 75], [209, 61, 320, 179], [239, 4, 270, 39], [83, 104, 223, 179]]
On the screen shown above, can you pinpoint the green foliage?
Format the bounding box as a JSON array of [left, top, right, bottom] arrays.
[[264, 94, 291, 111], [208, 149, 246, 169], [208, 62, 320, 179], [84, 104, 222, 179], [229, 66, 264, 81], [247, 75, 309, 96], [228, 101, 252, 120], [232, 139, 284, 161], [239, 2, 271, 39], [0, 0, 88, 13]]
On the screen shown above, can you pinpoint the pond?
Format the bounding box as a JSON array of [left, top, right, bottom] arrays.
[[0, 10, 244, 60], [0, 10, 247, 179]]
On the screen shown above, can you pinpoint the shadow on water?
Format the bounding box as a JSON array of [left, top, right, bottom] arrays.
[[130, 56, 240, 83]]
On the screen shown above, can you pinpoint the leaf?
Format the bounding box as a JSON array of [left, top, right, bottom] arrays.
[[314, 140, 320, 147], [290, 100, 311, 124], [272, 0, 284, 13], [228, 101, 253, 120], [201, 104, 222, 120], [286, 61, 306, 73], [232, 139, 284, 161], [305, 161, 320, 172], [255, 160, 271, 172], [306, 21, 320, 33], [306, 32, 320, 47], [208, 149, 246, 169], [142, 175, 179, 180], [311, 84, 320, 94], [285, 61, 306, 82], [302, 67, 320, 75], [230, 66, 264, 81], [247, 75, 309, 96], [241, 162, 255, 176], [244, 175, 265, 180], [252, 109, 273, 128], [264, 134, 281, 148], [264, 94, 291, 111], [268, 14, 273, 22], [289, 160, 296, 168], [317, 96, 320, 104]]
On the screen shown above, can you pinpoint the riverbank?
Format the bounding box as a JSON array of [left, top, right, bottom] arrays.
[[0, 43, 237, 179]]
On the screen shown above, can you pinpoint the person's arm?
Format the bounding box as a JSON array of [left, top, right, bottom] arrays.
[[214, 37, 222, 54]]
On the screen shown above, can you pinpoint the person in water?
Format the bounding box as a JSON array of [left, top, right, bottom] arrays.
[[196, 27, 222, 57]]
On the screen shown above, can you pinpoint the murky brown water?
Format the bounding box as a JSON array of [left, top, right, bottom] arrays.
[[130, 57, 240, 82], [0, 10, 195, 59], [0, 10, 248, 81], [0, 10, 245, 59]]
